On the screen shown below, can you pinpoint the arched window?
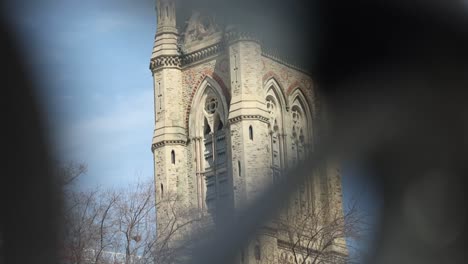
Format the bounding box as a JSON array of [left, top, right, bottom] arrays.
[[291, 105, 308, 163], [189, 81, 231, 220], [171, 150, 175, 164], [249, 125, 253, 140], [265, 84, 285, 183], [290, 92, 312, 213], [160, 183, 164, 198]]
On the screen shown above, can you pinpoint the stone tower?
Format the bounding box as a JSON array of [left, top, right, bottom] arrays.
[[150, 1, 347, 263]]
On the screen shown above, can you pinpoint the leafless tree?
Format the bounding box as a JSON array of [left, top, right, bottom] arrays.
[[270, 198, 367, 264], [62, 188, 121, 264], [150, 192, 207, 264], [58, 162, 120, 264], [55, 161, 88, 188], [56, 160, 201, 264], [113, 180, 156, 264], [56, 163, 229, 264], [110, 180, 204, 264]]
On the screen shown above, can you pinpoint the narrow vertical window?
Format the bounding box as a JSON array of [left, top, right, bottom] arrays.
[[160, 183, 164, 198], [249, 125, 253, 140], [171, 150, 175, 164], [238, 160, 241, 177], [254, 245, 261, 260]]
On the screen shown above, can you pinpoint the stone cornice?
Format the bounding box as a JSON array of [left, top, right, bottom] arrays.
[[228, 115, 269, 125], [155, 27, 178, 36], [151, 140, 187, 152], [150, 36, 311, 73], [181, 42, 225, 66], [149, 55, 182, 71]]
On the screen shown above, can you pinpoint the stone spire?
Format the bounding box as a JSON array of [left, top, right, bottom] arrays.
[[151, 0, 179, 59]]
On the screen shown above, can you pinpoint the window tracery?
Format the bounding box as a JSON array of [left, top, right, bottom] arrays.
[[290, 93, 312, 213], [265, 85, 285, 183], [291, 105, 307, 164], [190, 82, 230, 220]]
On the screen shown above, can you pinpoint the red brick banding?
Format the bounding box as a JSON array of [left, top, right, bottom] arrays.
[[286, 81, 314, 111], [262, 71, 283, 86]]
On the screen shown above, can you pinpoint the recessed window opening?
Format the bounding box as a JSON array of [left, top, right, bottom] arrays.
[[204, 118, 211, 135], [171, 150, 175, 164], [238, 161, 241, 177], [249, 125, 253, 140], [160, 183, 164, 198], [254, 244, 261, 260]]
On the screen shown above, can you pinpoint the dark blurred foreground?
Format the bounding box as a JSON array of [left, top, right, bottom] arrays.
[[2, 0, 468, 263]]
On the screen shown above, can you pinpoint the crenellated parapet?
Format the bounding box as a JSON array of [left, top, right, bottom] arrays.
[[181, 42, 225, 65]]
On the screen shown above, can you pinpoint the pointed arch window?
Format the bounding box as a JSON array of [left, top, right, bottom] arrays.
[[265, 87, 285, 183], [290, 94, 312, 212], [189, 82, 231, 221], [291, 105, 308, 163]]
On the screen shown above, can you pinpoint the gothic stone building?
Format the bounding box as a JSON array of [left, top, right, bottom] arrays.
[[150, 1, 346, 263]]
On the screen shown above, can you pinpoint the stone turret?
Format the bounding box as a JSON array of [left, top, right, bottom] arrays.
[[151, 0, 189, 237], [152, 0, 179, 59]]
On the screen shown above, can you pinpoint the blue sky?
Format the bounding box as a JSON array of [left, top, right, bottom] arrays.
[[7, 0, 379, 256], [7, 0, 157, 188]]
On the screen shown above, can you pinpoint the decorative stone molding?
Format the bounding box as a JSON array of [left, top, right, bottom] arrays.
[[151, 140, 187, 152], [149, 55, 182, 71], [151, 43, 225, 71], [150, 38, 311, 74], [155, 27, 178, 36], [181, 42, 225, 65], [228, 115, 269, 125], [184, 70, 230, 135]]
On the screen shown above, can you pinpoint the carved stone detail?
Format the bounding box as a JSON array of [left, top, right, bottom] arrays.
[[149, 55, 182, 71], [228, 115, 269, 125], [181, 42, 225, 65], [181, 12, 220, 45], [151, 140, 187, 152]]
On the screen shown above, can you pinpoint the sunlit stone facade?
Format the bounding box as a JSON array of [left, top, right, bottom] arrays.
[[150, 1, 347, 263]]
